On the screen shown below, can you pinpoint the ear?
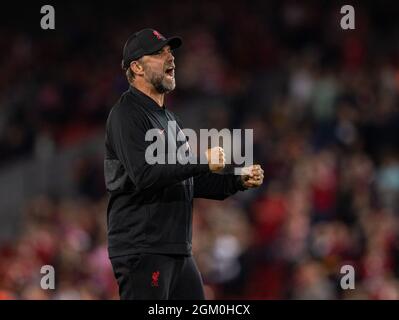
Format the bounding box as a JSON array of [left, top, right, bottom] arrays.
[[131, 60, 144, 77]]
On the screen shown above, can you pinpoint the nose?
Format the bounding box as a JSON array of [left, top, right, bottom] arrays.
[[167, 51, 175, 63]]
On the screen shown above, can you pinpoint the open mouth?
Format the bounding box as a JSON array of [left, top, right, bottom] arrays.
[[165, 67, 175, 78]]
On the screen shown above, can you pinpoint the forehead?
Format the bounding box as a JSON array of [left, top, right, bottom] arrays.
[[156, 44, 172, 53], [141, 45, 172, 63]]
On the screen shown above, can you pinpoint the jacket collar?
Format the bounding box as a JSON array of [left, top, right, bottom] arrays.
[[128, 86, 166, 112]]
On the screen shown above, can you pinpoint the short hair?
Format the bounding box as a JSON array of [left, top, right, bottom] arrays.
[[126, 66, 135, 84]]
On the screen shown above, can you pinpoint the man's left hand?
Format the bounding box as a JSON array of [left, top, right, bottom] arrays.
[[241, 164, 264, 189]]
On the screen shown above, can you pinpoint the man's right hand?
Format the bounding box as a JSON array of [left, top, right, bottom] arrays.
[[205, 147, 225, 172]]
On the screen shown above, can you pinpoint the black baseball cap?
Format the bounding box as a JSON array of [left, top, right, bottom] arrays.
[[121, 28, 182, 70]]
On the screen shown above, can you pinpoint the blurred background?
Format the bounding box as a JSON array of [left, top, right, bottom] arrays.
[[0, 0, 399, 299]]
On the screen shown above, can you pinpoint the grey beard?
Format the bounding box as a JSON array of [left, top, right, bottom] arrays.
[[153, 77, 171, 94], [147, 71, 175, 94]]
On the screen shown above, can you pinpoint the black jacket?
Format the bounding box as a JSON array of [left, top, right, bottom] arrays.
[[104, 86, 246, 258]]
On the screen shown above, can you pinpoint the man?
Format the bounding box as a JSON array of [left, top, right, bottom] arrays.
[[104, 28, 264, 300]]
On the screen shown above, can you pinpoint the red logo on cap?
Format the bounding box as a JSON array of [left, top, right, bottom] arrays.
[[153, 30, 165, 40]]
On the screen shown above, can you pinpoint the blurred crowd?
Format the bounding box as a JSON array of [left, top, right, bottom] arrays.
[[1, 0, 399, 299]]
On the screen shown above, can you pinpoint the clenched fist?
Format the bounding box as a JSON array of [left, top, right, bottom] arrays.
[[205, 147, 225, 172], [241, 164, 264, 188]]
